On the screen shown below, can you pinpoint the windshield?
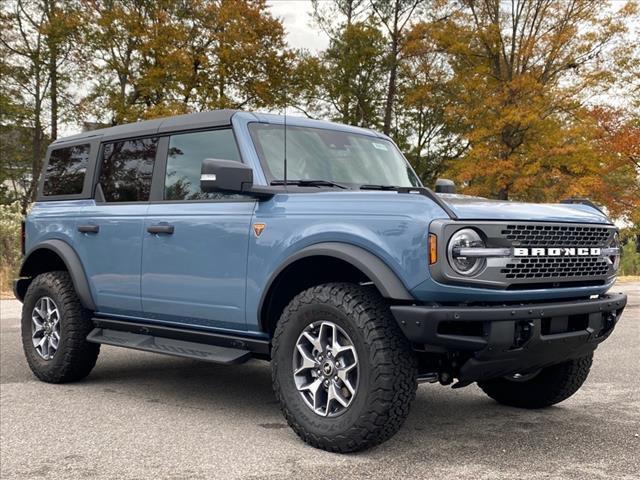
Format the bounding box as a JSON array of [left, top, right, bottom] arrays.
[[248, 123, 421, 188]]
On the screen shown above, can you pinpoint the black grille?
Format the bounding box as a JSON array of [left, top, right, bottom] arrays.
[[501, 257, 609, 279], [501, 224, 610, 247]]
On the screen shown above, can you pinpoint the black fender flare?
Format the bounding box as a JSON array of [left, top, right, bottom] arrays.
[[258, 242, 414, 319], [18, 239, 96, 310]]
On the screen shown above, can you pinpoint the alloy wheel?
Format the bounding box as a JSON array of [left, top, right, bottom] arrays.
[[292, 321, 359, 417], [31, 296, 61, 360]]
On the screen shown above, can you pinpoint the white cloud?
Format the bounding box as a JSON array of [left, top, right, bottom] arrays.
[[267, 0, 329, 52]]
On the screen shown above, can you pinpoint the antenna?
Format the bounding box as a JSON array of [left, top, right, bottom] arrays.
[[283, 101, 288, 190]]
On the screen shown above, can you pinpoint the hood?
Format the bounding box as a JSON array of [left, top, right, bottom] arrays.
[[439, 194, 611, 224]]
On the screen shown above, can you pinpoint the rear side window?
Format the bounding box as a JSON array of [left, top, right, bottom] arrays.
[[43, 144, 90, 196], [99, 138, 158, 202], [164, 129, 241, 200]]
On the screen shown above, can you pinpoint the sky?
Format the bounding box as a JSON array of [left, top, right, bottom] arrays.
[[266, 0, 330, 52]]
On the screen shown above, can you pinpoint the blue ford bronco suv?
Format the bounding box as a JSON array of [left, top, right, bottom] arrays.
[[15, 110, 627, 452]]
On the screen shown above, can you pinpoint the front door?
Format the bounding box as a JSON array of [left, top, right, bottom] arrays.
[[140, 128, 255, 331]]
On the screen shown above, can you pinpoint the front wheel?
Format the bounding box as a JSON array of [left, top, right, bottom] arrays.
[[271, 283, 417, 453], [478, 354, 593, 409]]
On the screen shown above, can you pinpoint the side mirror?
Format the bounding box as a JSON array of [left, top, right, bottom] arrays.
[[200, 158, 253, 194], [435, 178, 456, 194]]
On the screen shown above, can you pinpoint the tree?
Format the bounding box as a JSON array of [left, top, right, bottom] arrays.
[[82, 0, 293, 125], [312, 0, 369, 32], [314, 21, 388, 128], [396, 18, 467, 185], [584, 107, 640, 223], [370, 0, 425, 135], [1, 0, 81, 209], [418, 0, 637, 205]]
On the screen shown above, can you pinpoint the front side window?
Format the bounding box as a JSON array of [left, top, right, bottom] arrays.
[[164, 129, 241, 200], [248, 124, 421, 188], [43, 144, 90, 196], [99, 138, 158, 202]]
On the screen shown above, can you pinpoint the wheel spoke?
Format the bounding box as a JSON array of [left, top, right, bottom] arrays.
[[302, 331, 322, 353], [32, 315, 44, 333], [299, 378, 323, 411], [332, 342, 356, 359], [337, 361, 357, 395], [45, 297, 53, 319], [341, 377, 356, 396], [318, 322, 334, 351], [33, 304, 46, 320], [294, 344, 317, 375], [328, 382, 349, 408], [38, 336, 48, 358]]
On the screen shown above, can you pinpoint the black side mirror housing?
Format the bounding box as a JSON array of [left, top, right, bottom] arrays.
[[435, 178, 456, 194], [200, 158, 254, 193], [200, 158, 274, 199]]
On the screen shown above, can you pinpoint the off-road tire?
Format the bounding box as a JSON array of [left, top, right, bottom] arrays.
[[21, 271, 100, 383], [478, 354, 593, 409], [271, 283, 417, 452]]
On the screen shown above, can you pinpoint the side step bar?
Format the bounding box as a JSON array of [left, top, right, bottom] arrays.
[[87, 317, 271, 364], [87, 328, 252, 364]]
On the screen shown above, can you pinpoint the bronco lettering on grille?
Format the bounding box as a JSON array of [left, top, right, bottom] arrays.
[[513, 247, 602, 257]]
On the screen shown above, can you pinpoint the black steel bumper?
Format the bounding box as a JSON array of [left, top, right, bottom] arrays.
[[391, 292, 627, 387]]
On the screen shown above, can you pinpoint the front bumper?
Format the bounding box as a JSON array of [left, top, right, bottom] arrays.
[[391, 292, 627, 387]]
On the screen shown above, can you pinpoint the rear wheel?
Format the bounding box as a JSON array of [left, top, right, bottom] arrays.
[[478, 354, 593, 409], [21, 271, 100, 383], [271, 283, 417, 452]]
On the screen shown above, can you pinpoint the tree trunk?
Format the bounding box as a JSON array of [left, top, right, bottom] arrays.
[[47, 0, 58, 141], [382, 6, 400, 136], [50, 54, 58, 141], [31, 103, 43, 203]]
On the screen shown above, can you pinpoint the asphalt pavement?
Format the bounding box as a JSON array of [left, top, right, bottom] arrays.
[[1, 283, 638, 479]]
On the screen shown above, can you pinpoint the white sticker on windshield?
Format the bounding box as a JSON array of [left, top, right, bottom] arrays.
[[372, 142, 388, 151]]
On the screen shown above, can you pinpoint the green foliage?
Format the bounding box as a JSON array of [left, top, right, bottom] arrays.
[[0, 201, 23, 291], [315, 21, 388, 128], [620, 239, 640, 276], [82, 0, 294, 124]]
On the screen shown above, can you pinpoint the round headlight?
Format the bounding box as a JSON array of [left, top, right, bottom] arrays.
[[610, 232, 620, 270], [447, 228, 486, 276]]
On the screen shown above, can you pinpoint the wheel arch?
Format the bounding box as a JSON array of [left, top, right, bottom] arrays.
[[16, 239, 96, 310], [258, 242, 413, 334]]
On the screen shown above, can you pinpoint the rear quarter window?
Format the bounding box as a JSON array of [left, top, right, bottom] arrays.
[[43, 144, 91, 196]]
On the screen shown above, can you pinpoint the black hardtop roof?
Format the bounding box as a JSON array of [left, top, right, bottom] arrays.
[[51, 109, 239, 145]]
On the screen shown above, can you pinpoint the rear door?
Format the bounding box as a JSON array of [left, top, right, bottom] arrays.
[[74, 137, 158, 317], [140, 128, 255, 331]]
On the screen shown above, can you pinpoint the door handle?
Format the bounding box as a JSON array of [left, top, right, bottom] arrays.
[[78, 224, 99, 234], [147, 224, 175, 235]]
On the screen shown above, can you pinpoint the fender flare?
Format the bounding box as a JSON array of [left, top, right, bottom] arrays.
[[19, 239, 96, 311], [258, 242, 414, 319]]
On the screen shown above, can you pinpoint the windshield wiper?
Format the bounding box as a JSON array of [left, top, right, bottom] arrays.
[[271, 179, 348, 189], [359, 184, 398, 191]]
